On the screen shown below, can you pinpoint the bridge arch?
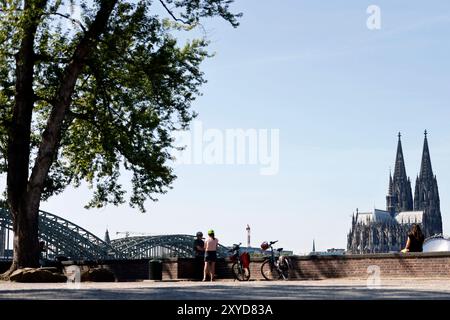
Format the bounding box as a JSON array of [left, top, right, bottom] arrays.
[[0, 208, 123, 260], [110, 235, 229, 259], [0, 208, 230, 260]]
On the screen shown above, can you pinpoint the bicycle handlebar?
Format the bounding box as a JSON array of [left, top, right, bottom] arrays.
[[229, 243, 242, 253], [269, 240, 279, 245]]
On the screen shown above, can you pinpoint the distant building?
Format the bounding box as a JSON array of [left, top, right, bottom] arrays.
[[104, 229, 111, 244], [326, 248, 346, 255], [309, 247, 346, 256], [309, 240, 345, 256], [347, 132, 443, 254], [230, 247, 294, 257]]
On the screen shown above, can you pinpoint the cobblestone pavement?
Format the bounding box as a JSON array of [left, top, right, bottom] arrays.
[[1, 279, 450, 300]]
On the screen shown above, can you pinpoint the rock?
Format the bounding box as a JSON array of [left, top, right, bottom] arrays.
[[81, 268, 116, 282], [50, 273, 68, 283], [10, 268, 34, 282], [10, 268, 67, 283]]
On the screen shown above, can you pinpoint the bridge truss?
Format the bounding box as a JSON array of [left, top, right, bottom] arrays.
[[0, 208, 228, 260]]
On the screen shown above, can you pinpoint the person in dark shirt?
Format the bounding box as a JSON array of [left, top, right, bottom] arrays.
[[193, 232, 205, 280], [401, 224, 425, 253]]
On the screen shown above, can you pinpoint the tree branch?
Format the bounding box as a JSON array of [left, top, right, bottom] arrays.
[[0, 8, 23, 13], [66, 110, 91, 121], [34, 52, 70, 64], [87, 61, 130, 127], [47, 12, 87, 33], [27, 0, 119, 208], [33, 93, 55, 105], [158, 0, 190, 25]]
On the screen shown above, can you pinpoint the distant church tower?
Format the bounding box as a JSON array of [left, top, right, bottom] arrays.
[[104, 229, 111, 244], [414, 131, 443, 237], [386, 133, 413, 215]]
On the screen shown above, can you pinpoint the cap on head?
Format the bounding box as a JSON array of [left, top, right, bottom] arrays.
[[196, 232, 203, 237], [208, 229, 215, 235]]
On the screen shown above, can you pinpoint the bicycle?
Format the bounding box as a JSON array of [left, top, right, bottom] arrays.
[[260, 240, 291, 281], [229, 243, 251, 281]]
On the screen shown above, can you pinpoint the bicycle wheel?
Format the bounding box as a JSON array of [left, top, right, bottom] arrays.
[[232, 262, 251, 281], [280, 266, 289, 280], [279, 257, 291, 280], [261, 260, 280, 281]]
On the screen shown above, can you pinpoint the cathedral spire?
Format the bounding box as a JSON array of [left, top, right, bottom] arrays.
[[419, 130, 433, 180], [414, 130, 442, 236], [387, 132, 413, 213], [393, 132, 408, 182], [388, 171, 393, 194], [386, 171, 396, 215]]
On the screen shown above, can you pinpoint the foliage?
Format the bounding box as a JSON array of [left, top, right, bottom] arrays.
[[0, 0, 241, 211]]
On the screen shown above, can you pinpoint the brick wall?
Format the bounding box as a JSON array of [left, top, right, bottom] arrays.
[[163, 252, 450, 280], [30, 252, 450, 282], [294, 252, 450, 279]]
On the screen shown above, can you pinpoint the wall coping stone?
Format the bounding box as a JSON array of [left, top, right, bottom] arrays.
[[59, 252, 450, 266]]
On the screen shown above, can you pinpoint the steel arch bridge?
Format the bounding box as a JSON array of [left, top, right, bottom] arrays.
[[111, 235, 229, 259], [0, 208, 228, 260], [0, 208, 123, 260]]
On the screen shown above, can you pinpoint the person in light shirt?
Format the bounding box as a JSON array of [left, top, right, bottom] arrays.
[[203, 229, 219, 282]]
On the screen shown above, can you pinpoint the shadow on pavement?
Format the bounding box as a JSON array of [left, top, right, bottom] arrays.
[[1, 283, 450, 300]]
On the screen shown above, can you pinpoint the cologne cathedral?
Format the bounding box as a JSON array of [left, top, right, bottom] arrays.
[[347, 131, 443, 254]]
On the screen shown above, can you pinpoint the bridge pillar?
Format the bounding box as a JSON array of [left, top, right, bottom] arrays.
[[0, 226, 5, 258]]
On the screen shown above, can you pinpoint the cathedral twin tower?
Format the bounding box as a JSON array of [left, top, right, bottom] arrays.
[[348, 131, 443, 254]]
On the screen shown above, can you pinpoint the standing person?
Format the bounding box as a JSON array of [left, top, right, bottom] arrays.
[[401, 224, 425, 253], [203, 229, 219, 282], [193, 232, 205, 280]]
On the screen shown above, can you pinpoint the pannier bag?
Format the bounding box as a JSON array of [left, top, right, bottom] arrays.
[[240, 252, 251, 269]]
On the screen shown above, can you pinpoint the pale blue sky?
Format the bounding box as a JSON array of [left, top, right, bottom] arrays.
[[4, 0, 450, 253]]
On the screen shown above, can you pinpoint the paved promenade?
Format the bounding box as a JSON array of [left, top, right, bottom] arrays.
[[1, 279, 450, 300]]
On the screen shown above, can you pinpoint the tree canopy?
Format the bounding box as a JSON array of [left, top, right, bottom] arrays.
[[0, 0, 241, 212]]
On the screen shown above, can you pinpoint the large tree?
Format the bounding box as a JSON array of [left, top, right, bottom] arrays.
[[0, 0, 240, 276]]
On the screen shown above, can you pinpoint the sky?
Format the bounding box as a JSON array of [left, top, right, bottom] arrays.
[[3, 0, 450, 254]]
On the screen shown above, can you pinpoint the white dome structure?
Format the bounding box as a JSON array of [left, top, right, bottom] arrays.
[[423, 236, 450, 252]]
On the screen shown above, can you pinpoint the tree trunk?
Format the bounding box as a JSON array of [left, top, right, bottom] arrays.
[[2, 0, 47, 279], [11, 205, 40, 268], [1, 205, 40, 279], [2, 0, 118, 279]]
